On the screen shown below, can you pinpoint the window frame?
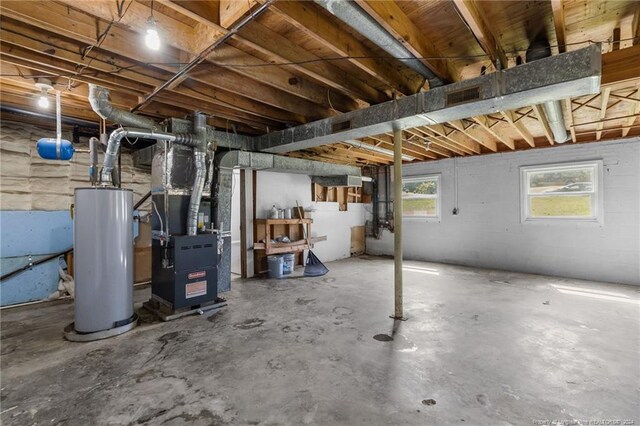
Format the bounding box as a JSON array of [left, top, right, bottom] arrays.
[[401, 174, 441, 222], [520, 160, 603, 224]]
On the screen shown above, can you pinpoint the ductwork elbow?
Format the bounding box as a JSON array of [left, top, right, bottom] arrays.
[[88, 84, 114, 121], [88, 84, 160, 131]]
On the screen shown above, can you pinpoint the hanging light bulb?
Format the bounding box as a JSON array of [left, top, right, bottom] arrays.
[[34, 78, 53, 109], [37, 89, 50, 109], [145, 16, 160, 51]]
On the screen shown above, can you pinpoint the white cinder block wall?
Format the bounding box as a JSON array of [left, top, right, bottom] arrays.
[[367, 138, 640, 285], [255, 171, 367, 262]]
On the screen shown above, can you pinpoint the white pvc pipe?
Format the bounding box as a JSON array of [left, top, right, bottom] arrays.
[[56, 91, 61, 143]]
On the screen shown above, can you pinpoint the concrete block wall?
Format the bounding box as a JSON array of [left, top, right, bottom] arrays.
[[366, 138, 640, 285], [255, 171, 368, 263]]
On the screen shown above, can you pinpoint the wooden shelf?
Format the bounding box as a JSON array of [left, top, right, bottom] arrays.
[[253, 236, 327, 254], [254, 217, 326, 270], [255, 218, 313, 225]]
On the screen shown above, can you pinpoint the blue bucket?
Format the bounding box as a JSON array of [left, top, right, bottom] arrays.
[[282, 253, 295, 275], [267, 255, 284, 279]]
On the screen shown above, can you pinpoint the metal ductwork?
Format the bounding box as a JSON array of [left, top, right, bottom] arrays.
[[253, 45, 601, 153], [313, 0, 443, 87], [88, 84, 160, 131], [186, 113, 208, 236], [100, 128, 197, 184], [213, 150, 360, 292], [344, 139, 416, 161], [526, 40, 571, 143]]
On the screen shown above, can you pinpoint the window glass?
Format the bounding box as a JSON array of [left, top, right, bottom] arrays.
[[522, 162, 600, 220], [402, 176, 439, 218]]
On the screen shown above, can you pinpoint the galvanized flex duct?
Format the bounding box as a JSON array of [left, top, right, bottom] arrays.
[[526, 40, 570, 143], [313, 0, 443, 87], [100, 128, 196, 184], [344, 139, 416, 162], [186, 113, 208, 236], [88, 84, 160, 131]]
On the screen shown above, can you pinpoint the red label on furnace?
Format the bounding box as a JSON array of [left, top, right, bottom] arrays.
[[188, 271, 206, 280]]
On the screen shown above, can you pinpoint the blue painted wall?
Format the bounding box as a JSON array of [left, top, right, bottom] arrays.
[[0, 211, 72, 306]]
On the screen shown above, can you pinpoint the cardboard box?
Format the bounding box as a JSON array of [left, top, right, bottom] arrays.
[[134, 246, 152, 283], [294, 209, 312, 219]]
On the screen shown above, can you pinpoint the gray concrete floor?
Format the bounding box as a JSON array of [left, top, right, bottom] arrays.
[[1, 256, 639, 425]]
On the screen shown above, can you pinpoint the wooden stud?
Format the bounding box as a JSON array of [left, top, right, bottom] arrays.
[[472, 116, 515, 149], [532, 105, 555, 145], [596, 88, 612, 141], [500, 110, 535, 147], [622, 84, 640, 137], [448, 120, 497, 152], [551, 0, 567, 53]]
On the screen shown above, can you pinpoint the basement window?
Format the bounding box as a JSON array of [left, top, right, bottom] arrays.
[[402, 175, 440, 220], [521, 160, 603, 223]]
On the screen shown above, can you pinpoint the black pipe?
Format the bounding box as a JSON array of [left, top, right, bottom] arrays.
[[1, 105, 99, 128], [0, 248, 73, 282], [134, 191, 152, 210]]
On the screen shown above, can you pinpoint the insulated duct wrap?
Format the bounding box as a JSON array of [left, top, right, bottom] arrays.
[[186, 113, 208, 236], [100, 128, 196, 185]]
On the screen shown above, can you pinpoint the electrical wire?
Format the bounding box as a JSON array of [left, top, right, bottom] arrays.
[[118, 125, 139, 146], [74, 0, 135, 81], [2, 36, 638, 80]]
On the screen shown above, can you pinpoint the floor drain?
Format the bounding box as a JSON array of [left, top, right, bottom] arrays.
[[373, 334, 393, 342]]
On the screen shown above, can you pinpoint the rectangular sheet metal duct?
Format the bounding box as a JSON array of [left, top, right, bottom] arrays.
[[253, 45, 601, 154]]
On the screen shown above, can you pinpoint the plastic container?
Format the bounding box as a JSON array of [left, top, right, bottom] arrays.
[[270, 205, 279, 219], [267, 255, 284, 279], [282, 253, 295, 275]]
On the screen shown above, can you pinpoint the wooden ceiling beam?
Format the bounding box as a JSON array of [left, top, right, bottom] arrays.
[[622, 84, 640, 138], [532, 105, 555, 146], [266, 1, 425, 95], [595, 88, 612, 141], [448, 120, 497, 152], [550, 0, 567, 54], [500, 110, 535, 147], [156, 0, 359, 112], [158, 0, 370, 111], [416, 128, 468, 156], [403, 130, 449, 158], [561, 99, 577, 143], [452, 0, 508, 69], [0, 23, 305, 125], [601, 44, 640, 88], [219, 0, 257, 28], [236, 22, 386, 105], [0, 1, 343, 119], [427, 124, 481, 154], [354, 0, 451, 82], [0, 75, 263, 134], [0, 49, 284, 132], [54, 0, 225, 59], [364, 135, 434, 160], [333, 145, 393, 164], [471, 116, 514, 149]]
